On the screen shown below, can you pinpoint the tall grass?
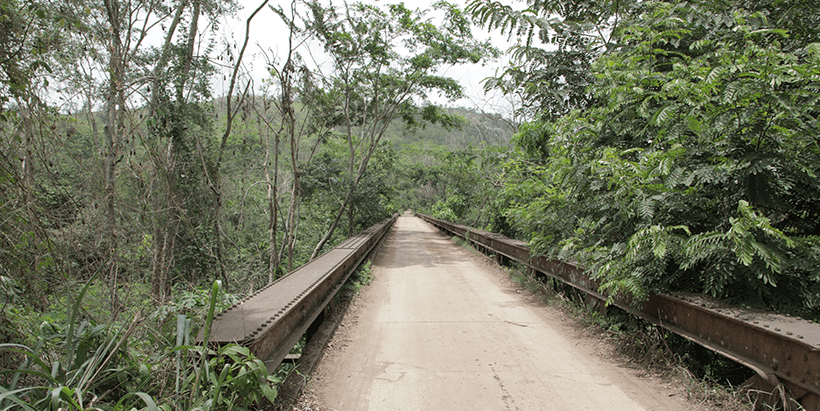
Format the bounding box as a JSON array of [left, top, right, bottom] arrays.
[[0, 280, 277, 410]]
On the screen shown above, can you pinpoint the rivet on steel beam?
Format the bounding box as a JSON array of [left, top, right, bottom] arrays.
[[753, 321, 759, 324], [787, 331, 793, 336], [775, 328, 781, 332], [764, 324, 770, 328]]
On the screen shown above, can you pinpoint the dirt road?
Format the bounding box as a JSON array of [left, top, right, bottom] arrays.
[[307, 215, 693, 410]]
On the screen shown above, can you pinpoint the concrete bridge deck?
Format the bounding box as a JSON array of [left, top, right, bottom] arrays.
[[305, 215, 692, 410]]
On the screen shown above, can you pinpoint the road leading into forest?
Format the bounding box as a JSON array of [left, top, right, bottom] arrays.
[[308, 215, 693, 410]]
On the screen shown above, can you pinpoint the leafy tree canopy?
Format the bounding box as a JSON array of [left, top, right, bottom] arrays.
[[483, 0, 820, 317]]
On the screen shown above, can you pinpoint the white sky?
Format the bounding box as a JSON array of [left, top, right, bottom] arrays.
[[213, 0, 515, 114]]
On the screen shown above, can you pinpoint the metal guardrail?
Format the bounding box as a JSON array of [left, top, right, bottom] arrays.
[[418, 214, 820, 410], [198, 214, 397, 371]]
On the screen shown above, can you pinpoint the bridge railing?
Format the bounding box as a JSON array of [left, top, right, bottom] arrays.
[[198, 214, 397, 371], [417, 213, 820, 410]]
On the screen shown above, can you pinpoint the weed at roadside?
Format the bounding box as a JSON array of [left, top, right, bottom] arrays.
[[346, 260, 374, 293]]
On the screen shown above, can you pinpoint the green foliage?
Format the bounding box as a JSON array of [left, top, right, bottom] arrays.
[[489, 0, 820, 318], [0, 275, 152, 410], [425, 143, 511, 227], [162, 281, 278, 410], [151, 286, 242, 336], [1, 280, 277, 410], [302, 0, 501, 259], [307, 0, 496, 122], [466, 0, 624, 120], [0, 0, 63, 120], [346, 260, 374, 294]]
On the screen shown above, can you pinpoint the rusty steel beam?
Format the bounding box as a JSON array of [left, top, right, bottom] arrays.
[[417, 214, 820, 409], [199, 214, 396, 371]]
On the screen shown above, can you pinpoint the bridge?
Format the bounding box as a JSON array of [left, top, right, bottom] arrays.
[[200, 213, 819, 410]]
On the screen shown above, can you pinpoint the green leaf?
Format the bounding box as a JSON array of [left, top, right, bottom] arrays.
[[652, 104, 675, 126]]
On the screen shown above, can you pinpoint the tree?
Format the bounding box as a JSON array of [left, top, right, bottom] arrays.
[[255, 0, 333, 273], [142, 0, 233, 301], [431, 143, 508, 227], [0, 0, 51, 118], [467, 0, 630, 123], [0, 0, 77, 312], [306, 0, 496, 259], [489, 0, 820, 317]]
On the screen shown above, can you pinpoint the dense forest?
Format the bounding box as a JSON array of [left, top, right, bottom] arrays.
[[1, 0, 818, 408]]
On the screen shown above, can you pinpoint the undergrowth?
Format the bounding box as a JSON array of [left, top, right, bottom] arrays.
[[451, 236, 479, 256], [0, 279, 279, 410], [346, 260, 374, 292]]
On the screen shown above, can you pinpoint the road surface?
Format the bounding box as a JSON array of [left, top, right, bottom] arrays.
[[305, 215, 694, 410]]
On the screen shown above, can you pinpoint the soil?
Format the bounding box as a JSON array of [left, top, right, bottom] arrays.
[[293, 215, 702, 410]]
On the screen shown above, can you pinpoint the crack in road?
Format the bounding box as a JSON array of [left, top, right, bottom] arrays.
[[491, 364, 521, 411]]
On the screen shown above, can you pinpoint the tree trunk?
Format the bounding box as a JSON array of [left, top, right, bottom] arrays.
[[102, 0, 125, 307], [272, 118, 281, 281], [286, 171, 300, 269], [310, 196, 349, 260], [347, 202, 354, 237]]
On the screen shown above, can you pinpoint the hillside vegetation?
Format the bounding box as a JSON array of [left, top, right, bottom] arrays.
[[0, 0, 506, 408], [1, 0, 818, 408]]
